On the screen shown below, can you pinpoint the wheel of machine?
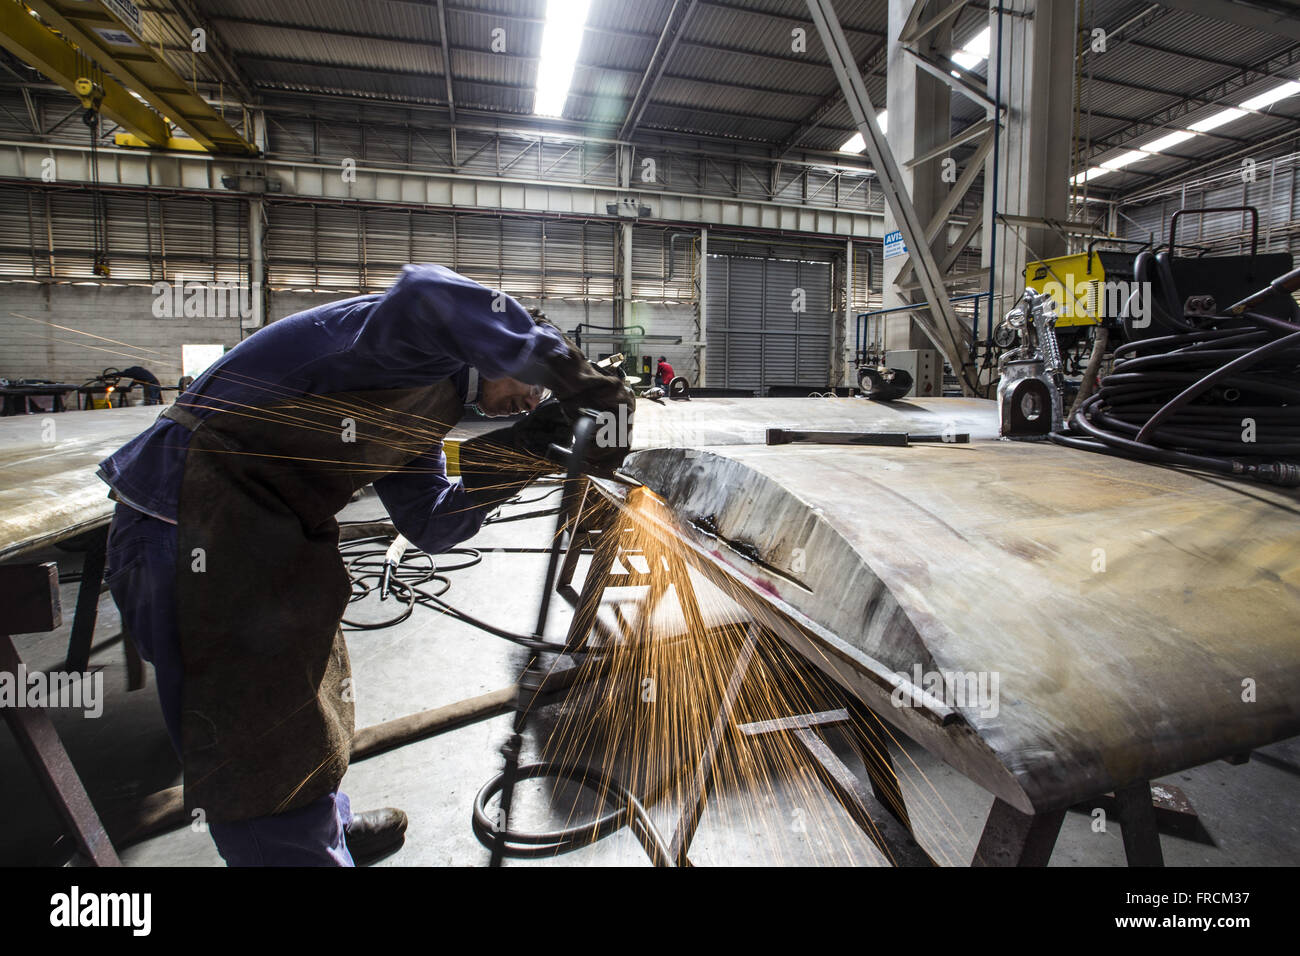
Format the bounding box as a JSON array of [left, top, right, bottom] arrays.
[[857, 366, 912, 401]]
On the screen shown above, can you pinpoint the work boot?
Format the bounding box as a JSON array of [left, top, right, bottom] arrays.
[[344, 807, 408, 865]]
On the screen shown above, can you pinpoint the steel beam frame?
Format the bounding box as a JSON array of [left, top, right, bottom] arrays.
[[620, 0, 697, 140], [1152, 0, 1300, 41], [902, 46, 997, 112], [24, 0, 256, 154], [776, 39, 889, 156], [900, 0, 971, 45], [893, 126, 995, 288], [167, 0, 256, 102], [435, 0, 456, 126], [0, 128, 886, 240], [1083, 43, 1300, 164], [972, 800, 1065, 867], [0, 3, 169, 147]]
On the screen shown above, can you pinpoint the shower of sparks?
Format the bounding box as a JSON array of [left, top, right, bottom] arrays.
[[525, 488, 972, 866]]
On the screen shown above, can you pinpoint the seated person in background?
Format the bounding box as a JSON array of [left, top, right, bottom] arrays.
[[655, 356, 675, 388], [118, 365, 163, 405]]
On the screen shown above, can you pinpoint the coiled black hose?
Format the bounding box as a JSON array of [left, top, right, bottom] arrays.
[[470, 763, 679, 865], [1052, 255, 1300, 487], [339, 486, 687, 864]]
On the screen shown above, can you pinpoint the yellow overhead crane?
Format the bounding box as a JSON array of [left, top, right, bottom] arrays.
[[0, 0, 256, 154]]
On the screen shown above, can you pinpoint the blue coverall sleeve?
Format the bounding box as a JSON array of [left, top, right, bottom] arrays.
[[372, 448, 488, 555], [365, 264, 565, 552], [358, 263, 567, 381]]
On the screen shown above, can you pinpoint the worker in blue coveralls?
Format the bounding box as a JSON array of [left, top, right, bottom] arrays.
[[98, 264, 634, 866]]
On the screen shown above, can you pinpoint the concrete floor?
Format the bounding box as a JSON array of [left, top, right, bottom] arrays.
[[2, 487, 1298, 867]]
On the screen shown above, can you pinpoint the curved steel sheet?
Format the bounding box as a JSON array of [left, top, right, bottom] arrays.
[[622, 398, 1300, 812]]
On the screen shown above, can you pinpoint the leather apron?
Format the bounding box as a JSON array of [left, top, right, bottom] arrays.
[[172, 382, 464, 822]]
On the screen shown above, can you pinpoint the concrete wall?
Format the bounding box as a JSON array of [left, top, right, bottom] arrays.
[[0, 284, 369, 386], [0, 283, 244, 387]]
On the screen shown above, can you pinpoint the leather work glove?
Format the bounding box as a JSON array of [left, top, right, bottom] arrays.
[[458, 401, 574, 511], [584, 398, 634, 474], [510, 400, 575, 460], [523, 322, 636, 456]]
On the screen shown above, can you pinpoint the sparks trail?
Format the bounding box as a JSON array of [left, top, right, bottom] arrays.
[[520, 489, 971, 866], [160, 368, 560, 481], [16, 325, 557, 481], [10, 311, 165, 356], [9, 325, 481, 452], [6, 325, 163, 364]]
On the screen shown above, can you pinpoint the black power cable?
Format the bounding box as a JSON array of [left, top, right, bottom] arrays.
[[338, 480, 686, 864], [470, 763, 677, 866], [338, 486, 563, 634], [1052, 253, 1300, 487]]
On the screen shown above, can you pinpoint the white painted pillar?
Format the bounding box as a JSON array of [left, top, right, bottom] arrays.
[[245, 109, 268, 330], [882, 0, 953, 351], [697, 226, 708, 385], [984, 0, 1075, 330]]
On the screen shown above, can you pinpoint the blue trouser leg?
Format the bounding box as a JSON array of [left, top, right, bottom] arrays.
[[209, 792, 353, 867], [105, 502, 355, 867]]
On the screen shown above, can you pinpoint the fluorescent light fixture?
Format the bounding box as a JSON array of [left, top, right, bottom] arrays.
[[1140, 130, 1196, 153], [838, 111, 887, 152], [952, 26, 990, 71], [1071, 165, 1110, 185], [1101, 149, 1147, 170], [533, 0, 592, 118], [1070, 76, 1300, 190], [1188, 107, 1247, 133], [1240, 80, 1300, 110]]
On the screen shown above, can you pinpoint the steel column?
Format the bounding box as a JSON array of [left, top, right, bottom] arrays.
[[697, 227, 708, 385], [806, 0, 977, 394]]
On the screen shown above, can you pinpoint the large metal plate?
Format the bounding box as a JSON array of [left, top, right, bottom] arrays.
[[0, 407, 159, 559], [621, 398, 1300, 813], [632, 395, 1000, 448]]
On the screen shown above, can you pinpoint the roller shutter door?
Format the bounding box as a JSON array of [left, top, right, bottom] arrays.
[[705, 253, 832, 392]]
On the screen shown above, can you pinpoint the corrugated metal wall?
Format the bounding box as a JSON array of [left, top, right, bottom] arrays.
[[1, 148, 878, 392], [0, 185, 247, 284], [1118, 152, 1300, 261], [263, 204, 619, 301]]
